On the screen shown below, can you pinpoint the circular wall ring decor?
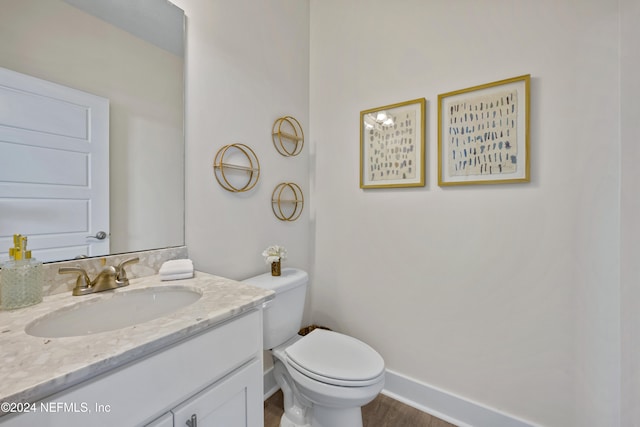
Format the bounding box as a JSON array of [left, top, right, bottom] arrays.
[[272, 116, 304, 157], [213, 143, 260, 192], [271, 182, 304, 221]]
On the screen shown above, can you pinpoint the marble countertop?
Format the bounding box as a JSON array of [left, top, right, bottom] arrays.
[[0, 271, 273, 411]]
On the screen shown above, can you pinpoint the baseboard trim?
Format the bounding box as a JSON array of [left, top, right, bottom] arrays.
[[264, 366, 279, 400], [383, 369, 538, 427], [263, 367, 536, 426]]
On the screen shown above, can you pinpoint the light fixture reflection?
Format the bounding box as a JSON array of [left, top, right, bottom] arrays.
[[364, 110, 395, 131]]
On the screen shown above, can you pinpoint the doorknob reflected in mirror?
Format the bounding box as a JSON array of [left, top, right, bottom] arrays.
[[87, 231, 109, 240]]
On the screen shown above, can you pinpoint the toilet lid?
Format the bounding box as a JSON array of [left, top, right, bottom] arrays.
[[285, 329, 385, 386]]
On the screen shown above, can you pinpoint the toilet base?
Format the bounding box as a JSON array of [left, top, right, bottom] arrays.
[[280, 413, 310, 427], [278, 401, 364, 427], [311, 406, 363, 427]]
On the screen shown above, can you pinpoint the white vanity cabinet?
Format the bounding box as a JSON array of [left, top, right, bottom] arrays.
[[1, 309, 264, 427], [146, 413, 174, 427], [148, 359, 262, 427]]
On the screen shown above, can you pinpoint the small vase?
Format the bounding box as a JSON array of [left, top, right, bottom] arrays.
[[271, 260, 281, 276]]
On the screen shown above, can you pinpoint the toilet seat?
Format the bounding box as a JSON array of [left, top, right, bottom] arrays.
[[285, 329, 385, 387]]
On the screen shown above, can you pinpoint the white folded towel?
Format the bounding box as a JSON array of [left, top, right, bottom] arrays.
[[160, 272, 194, 281], [159, 259, 194, 281]]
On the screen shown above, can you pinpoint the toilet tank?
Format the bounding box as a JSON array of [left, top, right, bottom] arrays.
[[243, 268, 308, 349]]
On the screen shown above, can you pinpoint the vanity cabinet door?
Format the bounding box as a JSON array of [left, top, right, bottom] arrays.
[[145, 412, 173, 427], [171, 358, 263, 427]]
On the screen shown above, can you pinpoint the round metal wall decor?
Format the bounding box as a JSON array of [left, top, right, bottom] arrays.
[[272, 116, 304, 157], [271, 182, 304, 221], [213, 143, 260, 192]]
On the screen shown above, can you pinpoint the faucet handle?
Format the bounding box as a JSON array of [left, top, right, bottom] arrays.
[[115, 257, 139, 281], [59, 267, 92, 295]]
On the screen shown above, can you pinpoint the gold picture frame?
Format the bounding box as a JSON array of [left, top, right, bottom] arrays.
[[360, 98, 426, 189], [438, 75, 530, 186]]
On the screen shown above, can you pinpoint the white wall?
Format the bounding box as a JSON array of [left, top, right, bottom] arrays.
[[309, 1, 620, 426], [620, 0, 640, 425], [173, 0, 311, 281], [175, 0, 637, 425]]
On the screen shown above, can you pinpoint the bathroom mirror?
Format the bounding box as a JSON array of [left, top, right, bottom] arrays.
[[0, 0, 185, 262]]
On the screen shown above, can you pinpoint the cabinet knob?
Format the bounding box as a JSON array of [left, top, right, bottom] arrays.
[[185, 414, 197, 427]]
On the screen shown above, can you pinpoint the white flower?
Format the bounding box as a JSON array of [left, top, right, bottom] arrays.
[[262, 245, 287, 264]]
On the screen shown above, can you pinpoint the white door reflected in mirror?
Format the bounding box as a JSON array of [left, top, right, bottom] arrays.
[[0, 67, 109, 262]]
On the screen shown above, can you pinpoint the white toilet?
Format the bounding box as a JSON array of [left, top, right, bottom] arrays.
[[244, 268, 385, 427]]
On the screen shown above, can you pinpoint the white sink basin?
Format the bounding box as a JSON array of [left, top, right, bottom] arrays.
[[25, 286, 202, 338]]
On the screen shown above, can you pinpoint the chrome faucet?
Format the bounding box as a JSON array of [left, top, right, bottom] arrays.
[[59, 257, 139, 296]]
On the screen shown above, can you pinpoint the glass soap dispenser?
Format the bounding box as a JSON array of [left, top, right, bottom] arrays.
[[0, 234, 43, 310]]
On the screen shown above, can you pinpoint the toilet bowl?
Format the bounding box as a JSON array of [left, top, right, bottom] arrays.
[[243, 268, 385, 427]]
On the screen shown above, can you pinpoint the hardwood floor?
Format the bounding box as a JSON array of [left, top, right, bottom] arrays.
[[264, 389, 286, 427], [264, 390, 457, 427]]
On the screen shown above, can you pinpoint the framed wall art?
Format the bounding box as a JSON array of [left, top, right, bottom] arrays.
[[438, 75, 530, 186], [360, 98, 426, 189]]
